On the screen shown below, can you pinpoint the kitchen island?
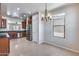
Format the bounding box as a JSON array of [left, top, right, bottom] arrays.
[[0, 34, 10, 56]]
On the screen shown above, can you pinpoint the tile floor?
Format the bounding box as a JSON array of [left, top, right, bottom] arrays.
[[9, 37, 79, 56]]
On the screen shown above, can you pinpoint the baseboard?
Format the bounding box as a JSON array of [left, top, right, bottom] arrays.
[[39, 41, 45, 44], [32, 40, 38, 44], [43, 41, 79, 54], [32, 40, 44, 44]]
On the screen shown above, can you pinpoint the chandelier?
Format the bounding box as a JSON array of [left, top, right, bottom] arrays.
[[41, 3, 51, 21]]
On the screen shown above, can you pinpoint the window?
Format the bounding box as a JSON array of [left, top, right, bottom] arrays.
[[53, 13, 65, 38]]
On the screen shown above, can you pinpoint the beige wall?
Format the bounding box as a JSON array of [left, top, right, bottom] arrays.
[[44, 4, 79, 52]]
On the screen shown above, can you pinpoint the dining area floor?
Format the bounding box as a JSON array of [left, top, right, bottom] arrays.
[[9, 37, 79, 56]]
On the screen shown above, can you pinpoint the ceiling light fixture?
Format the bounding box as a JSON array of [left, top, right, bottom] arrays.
[[12, 12, 19, 17], [13, 12, 17, 15], [41, 3, 51, 21], [28, 12, 31, 14], [7, 11, 10, 15], [17, 8, 20, 10], [24, 15, 26, 17]]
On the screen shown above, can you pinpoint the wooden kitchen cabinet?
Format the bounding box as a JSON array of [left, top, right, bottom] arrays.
[[28, 16, 32, 24], [8, 32, 17, 39], [0, 3, 6, 28], [0, 18, 2, 28], [0, 18, 6, 28], [0, 3, 1, 15], [0, 3, 1, 28], [21, 31, 26, 37], [0, 37, 10, 56], [22, 20, 26, 29], [1, 19, 6, 28]]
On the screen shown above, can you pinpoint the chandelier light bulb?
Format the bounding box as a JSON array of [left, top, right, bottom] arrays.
[[42, 14, 44, 17], [41, 3, 52, 21]]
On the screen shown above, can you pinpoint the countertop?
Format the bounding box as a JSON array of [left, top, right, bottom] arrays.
[[0, 30, 27, 33]]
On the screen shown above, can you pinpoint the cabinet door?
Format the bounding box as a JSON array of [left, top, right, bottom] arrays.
[[21, 32, 26, 37], [0, 18, 2, 28], [22, 22, 25, 29], [2, 19, 6, 28], [22, 20, 26, 29], [28, 19, 32, 24], [0, 4, 1, 28], [0, 38, 10, 56], [0, 3, 1, 15]]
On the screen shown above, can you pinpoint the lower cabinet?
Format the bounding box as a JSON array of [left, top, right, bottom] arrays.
[[20, 31, 26, 37], [8, 32, 17, 39], [8, 31, 26, 39], [0, 37, 10, 56]]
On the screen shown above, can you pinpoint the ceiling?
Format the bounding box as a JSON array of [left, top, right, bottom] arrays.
[[1, 3, 68, 19]]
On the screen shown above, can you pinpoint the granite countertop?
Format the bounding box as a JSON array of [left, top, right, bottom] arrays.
[[0, 30, 27, 33], [0, 29, 27, 31]]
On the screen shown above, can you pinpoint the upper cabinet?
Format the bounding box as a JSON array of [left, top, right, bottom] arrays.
[[0, 3, 1, 16], [0, 3, 6, 28], [28, 16, 32, 24], [0, 18, 6, 28], [22, 20, 26, 29], [0, 18, 2, 28], [0, 3, 1, 28], [22, 16, 32, 29], [1, 18, 6, 28]]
